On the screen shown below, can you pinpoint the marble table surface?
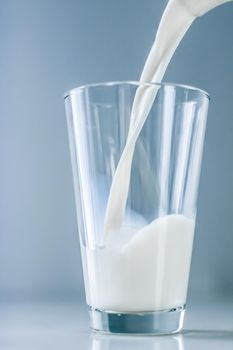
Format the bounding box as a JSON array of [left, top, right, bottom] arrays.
[[1, 297, 233, 349]]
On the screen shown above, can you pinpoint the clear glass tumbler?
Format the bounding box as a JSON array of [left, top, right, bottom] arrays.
[[64, 82, 209, 334]]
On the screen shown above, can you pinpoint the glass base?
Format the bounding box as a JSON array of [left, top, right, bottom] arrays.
[[88, 305, 185, 335]]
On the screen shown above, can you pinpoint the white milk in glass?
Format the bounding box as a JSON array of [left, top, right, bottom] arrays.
[[82, 0, 231, 312]]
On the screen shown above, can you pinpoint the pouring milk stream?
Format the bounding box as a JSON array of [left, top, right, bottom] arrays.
[[104, 0, 232, 236], [83, 0, 231, 312]]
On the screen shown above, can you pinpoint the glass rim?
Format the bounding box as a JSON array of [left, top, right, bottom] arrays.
[[64, 80, 210, 100]]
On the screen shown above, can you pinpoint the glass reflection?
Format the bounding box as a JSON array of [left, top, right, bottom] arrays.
[[89, 333, 184, 350]]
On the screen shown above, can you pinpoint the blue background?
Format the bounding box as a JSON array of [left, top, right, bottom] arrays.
[[0, 0, 233, 302]]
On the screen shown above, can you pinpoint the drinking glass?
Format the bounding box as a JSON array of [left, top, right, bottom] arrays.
[[64, 82, 209, 334]]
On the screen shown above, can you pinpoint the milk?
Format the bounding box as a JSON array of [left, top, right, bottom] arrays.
[[83, 215, 194, 311], [104, 0, 231, 235], [84, 0, 231, 312]]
